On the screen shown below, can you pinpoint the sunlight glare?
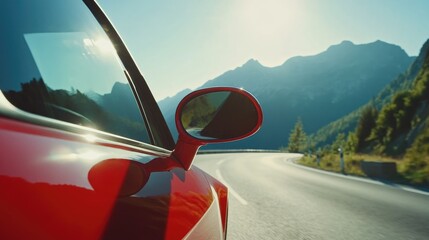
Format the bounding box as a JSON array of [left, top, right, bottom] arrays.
[[49, 147, 105, 164], [83, 134, 97, 143], [240, 0, 299, 35], [83, 38, 94, 47], [93, 37, 116, 54], [236, 0, 302, 66]]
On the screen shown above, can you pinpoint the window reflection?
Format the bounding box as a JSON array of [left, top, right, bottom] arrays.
[[3, 78, 149, 142], [0, 0, 150, 143], [24, 32, 124, 95]]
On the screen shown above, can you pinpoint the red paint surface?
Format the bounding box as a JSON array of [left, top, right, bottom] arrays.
[[0, 117, 225, 239]]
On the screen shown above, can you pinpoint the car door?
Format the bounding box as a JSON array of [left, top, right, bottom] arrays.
[[0, 0, 222, 239]]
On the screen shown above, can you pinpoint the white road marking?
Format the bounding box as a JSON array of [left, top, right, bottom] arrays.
[[395, 185, 429, 197], [216, 159, 226, 166], [215, 169, 248, 205]]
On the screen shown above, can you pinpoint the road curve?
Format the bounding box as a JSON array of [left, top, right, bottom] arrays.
[[194, 152, 429, 240]]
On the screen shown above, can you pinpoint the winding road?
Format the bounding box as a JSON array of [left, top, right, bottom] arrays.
[[194, 152, 429, 240]]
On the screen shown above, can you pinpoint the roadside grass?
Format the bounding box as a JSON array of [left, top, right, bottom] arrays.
[[399, 154, 429, 185], [298, 153, 429, 188], [298, 153, 399, 177]]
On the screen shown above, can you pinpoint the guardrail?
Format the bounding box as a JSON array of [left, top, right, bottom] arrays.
[[360, 161, 398, 180]]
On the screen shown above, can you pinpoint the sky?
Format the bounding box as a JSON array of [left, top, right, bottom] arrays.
[[98, 0, 429, 101]]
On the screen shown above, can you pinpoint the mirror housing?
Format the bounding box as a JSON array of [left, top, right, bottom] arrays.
[[88, 87, 263, 197], [171, 87, 263, 170]]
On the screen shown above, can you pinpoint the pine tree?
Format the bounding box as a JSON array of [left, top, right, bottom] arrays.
[[355, 104, 378, 150], [287, 118, 307, 153], [346, 132, 358, 153]]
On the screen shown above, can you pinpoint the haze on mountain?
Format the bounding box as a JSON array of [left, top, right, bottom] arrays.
[[158, 40, 414, 149]]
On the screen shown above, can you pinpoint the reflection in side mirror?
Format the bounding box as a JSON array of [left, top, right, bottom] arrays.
[[180, 91, 260, 141], [172, 87, 263, 170]]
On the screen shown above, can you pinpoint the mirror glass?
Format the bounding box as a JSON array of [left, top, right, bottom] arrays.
[[180, 91, 259, 141]]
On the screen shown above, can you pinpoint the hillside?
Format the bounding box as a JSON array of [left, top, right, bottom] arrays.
[[369, 39, 429, 156], [311, 39, 429, 149], [311, 39, 429, 184], [159, 40, 414, 149]]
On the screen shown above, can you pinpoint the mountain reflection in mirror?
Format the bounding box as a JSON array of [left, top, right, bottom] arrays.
[[181, 92, 229, 140], [181, 91, 259, 140]]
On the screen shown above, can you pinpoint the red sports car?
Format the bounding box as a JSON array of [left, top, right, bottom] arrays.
[[0, 0, 262, 239]]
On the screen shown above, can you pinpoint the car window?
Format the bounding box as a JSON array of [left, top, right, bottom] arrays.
[[0, 0, 150, 143]]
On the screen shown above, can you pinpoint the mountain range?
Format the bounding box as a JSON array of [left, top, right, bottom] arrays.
[[159, 40, 415, 149]]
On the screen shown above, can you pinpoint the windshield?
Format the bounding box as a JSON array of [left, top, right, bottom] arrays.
[[0, 0, 150, 143]]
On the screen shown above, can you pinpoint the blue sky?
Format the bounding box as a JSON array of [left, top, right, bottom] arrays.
[[99, 0, 429, 101]]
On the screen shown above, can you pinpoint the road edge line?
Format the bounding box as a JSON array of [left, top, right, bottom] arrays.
[[215, 169, 248, 205]]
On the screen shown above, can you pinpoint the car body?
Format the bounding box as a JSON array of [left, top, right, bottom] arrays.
[[0, 0, 262, 239]]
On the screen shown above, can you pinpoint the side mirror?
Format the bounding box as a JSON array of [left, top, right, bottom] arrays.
[[171, 87, 263, 170], [88, 87, 263, 197]]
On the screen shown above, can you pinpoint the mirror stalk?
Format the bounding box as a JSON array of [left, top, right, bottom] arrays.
[[171, 137, 205, 170]]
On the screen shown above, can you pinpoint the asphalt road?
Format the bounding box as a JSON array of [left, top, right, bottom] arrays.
[[194, 152, 429, 240]]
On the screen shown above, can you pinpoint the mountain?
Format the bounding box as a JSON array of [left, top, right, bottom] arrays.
[[311, 39, 429, 149], [368, 39, 429, 156], [159, 40, 415, 149], [312, 39, 429, 184], [87, 82, 143, 122]]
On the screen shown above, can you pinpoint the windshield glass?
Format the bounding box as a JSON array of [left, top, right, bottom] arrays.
[[0, 0, 150, 143]]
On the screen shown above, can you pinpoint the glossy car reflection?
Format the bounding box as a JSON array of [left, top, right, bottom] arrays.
[[0, 0, 262, 239]]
